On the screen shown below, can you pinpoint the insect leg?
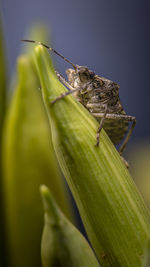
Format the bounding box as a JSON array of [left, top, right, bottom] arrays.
[[120, 156, 129, 168], [93, 112, 136, 153], [51, 87, 81, 104], [55, 71, 74, 91], [92, 113, 135, 121], [118, 117, 136, 155], [96, 105, 108, 146]]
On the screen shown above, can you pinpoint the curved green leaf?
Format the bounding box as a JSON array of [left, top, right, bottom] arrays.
[[35, 45, 150, 267], [2, 55, 73, 267], [40, 185, 100, 267]]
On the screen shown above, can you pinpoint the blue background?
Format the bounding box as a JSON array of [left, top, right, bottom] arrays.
[[1, 0, 150, 150]]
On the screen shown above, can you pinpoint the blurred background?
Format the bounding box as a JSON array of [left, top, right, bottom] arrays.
[[1, 0, 150, 148]]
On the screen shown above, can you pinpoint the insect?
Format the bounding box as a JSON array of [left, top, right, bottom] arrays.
[[22, 40, 136, 157]]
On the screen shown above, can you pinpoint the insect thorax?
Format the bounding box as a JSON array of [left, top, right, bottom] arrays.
[[66, 66, 129, 144], [66, 66, 123, 113]]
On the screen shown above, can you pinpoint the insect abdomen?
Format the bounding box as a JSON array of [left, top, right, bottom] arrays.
[[101, 118, 129, 144]]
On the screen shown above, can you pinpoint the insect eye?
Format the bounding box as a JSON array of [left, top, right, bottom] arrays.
[[89, 71, 95, 78], [79, 69, 92, 82]]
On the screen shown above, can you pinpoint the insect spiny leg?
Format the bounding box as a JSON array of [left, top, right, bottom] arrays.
[[96, 105, 108, 146]]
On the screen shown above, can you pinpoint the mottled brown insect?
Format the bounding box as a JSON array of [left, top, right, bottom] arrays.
[[22, 40, 136, 157]]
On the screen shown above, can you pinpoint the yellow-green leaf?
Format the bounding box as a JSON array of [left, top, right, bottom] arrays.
[[2, 55, 73, 267], [40, 185, 100, 267], [35, 45, 150, 267]]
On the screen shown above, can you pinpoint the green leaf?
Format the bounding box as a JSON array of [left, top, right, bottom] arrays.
[[2, 54, 73, 267], [35, 45, 150, 267], [40, 185, 100, 267]]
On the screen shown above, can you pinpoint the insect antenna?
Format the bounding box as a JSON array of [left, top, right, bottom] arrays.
[[21, 39, 77, 70]]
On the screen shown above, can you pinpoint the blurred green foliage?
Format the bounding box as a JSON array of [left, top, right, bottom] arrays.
[[130, 142, 150, 209], [2, 55, 73, 267], [143, 239, 150, 267], [1, 25, 74, 267], [40, 185, 100, 267]]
